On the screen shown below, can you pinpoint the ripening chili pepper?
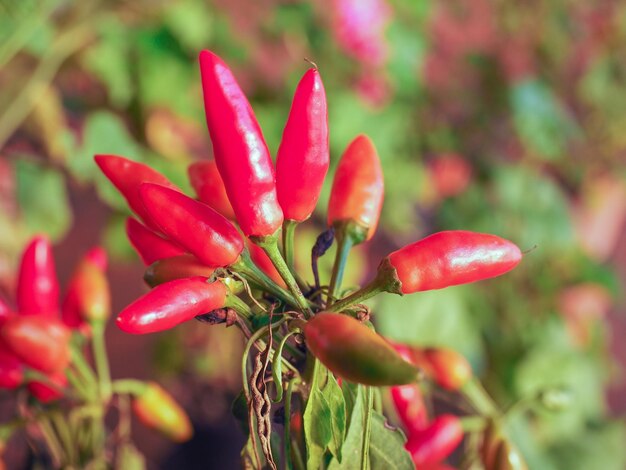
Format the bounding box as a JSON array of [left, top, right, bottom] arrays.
[[276, 68, 329, 222], [0, 346, 23, 389], [405, 414, 463, 468], [139, 183, 243, 268], [126, 218, 185, 266], [390, 384, 429, 434], [132, 381, 193, 442], [27, 371, 66, 403], [246, 241, 287, 288], [117, 277, 228, 334], [62, 254, 111, 327], [304, 312, 418, 386], [144, 254, 215, 287], [188, 160, 236, 220], [199, 50, 283, 237], [327, 135, 384, 243], [383, 231, 522, 294], [1, 316, 71, 373], [95, 154, 179, 230], [16, 235, 59, 316], [420, 347, 472, 391]]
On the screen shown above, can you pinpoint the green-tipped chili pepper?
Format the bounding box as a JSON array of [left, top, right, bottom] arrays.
[[303, 312, 418, 386]]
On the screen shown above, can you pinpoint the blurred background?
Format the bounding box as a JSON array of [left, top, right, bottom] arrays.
[[1, 0, 625, 468]]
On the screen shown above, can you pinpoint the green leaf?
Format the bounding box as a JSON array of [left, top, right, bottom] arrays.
[[164, 0, 213, 52], [15, 158, 71, 241], [303, 364, 346, 468], [369, 411, 414, 470], [115, 442, 146, 470], [271, 331, 296, 403]]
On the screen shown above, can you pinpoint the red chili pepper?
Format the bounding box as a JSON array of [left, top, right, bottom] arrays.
[[385, 231, 522, 293], [144, 254, 215, 287], [390, 384, 429, 434], [0, 298, 11, 326], [16, 235, 59, 316], [199, 50, 283, 237], [405, 414, 463, 468], [276, 68, 329, 222], [421, 347, 472, 391], [139, 183, 243, 267], [1, 316, 71, 373], [126, 218, 185, 266], [117, 277, 228, 334], [246, 241, 287, 288], [95, 154, 179, 230], [327, 135, 384, 242], [62, 249, 111, 327], [188, 160, 236, 220], [132, 381, 193, 442], [27, 371, 66, 403], [0, 345, 23, 389]]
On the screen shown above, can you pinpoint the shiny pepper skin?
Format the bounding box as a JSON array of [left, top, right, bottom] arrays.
[[304, 313, 418, 386], [132, 381, 193, 442], [327, 135, 384, 241], [1, 316, 71, 373], [139, 183, 243, 268], [126, 218, 185, 266], [27, 371, 67, 403], [144, 254, 215, 287], [17, 235, 59, 316], [95, 154, 179, 230], [247, 241, 287, 288], [117, 277, 228, 334], [199, 50, 283, 237], [405, 414, 463, 468], [386, 231, 522, 293], [188, 160, 236, 220], [276, 68, 329, 222], [390, 384, 429, 434]]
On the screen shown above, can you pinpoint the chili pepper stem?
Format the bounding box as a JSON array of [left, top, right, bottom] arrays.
[[462, 379, 499, 416], [225, 294, 253, 320], [327, 280, 384, 313], [111, 379, 148, 396], [232, 250, 301, 307], [91, 321, 112, 401], [282, 220, 308, 291], [327, 231, 354, 307], [70, 347, 99, 396], [284, 378, 300, 470], [459, 415, 487, 433], [361, 386, 373, 470], [252, 234, 313, 317]]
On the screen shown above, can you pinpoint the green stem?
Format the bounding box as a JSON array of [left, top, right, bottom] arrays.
[[70, 348, 98, 397], [253, 234, 312, 316], [225, 294, 253, 320], [327, 233, 354, 307], [91, 321, 112, 401], [459, 415, 487, 433], [327, 279, 385, 313], [50, 412, 76, 466], [65, 368, 90, 400], [38, 417, 65, 467], [232, 250, 300, 307], [462, 379, 499, 416], [284, 378, 300, 470], [282, 220, 297, 272], [361, 386, 373, 470], [111, 379, 147, 397]]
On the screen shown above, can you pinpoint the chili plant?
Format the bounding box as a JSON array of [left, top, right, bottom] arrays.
[[0, 235, 191, 468], [96, 50, 565, 469]]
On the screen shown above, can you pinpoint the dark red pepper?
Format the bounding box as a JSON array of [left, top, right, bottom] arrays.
[[116, 277, 228, 334], [139, 183, 243, 268], [1, 316, 71, 373], [327, 135, 384, 242], [126, 218, 185, 266], [188, 160, 236, 220], [385, 231, 522, 293], [276, 68, 329, 222], [405, 414, 463, 468], [95, 154, 179, 230], [199, 50, 283, 237], [16, 235, 59, 316]]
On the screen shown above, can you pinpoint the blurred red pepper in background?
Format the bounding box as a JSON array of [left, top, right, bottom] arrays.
[[16, 235, 59, 316]]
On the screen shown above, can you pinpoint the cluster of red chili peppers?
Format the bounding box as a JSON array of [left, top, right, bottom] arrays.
[[0, 235, 191, 468], [92, 49, 530, 469]]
